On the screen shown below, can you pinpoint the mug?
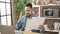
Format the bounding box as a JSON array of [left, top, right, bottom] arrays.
[[44, 24, 48, 30]]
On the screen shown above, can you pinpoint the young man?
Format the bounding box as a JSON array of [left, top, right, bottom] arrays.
[[16, 3, 45, 32]]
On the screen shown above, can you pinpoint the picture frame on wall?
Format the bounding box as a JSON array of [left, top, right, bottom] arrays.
[[44, 9, 59, 18]]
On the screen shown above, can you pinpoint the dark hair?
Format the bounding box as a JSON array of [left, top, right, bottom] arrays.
[[25, 3, 32, 8]]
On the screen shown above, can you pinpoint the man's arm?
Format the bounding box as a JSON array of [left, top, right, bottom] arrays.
[[16, 20, 22, 30], [16, 11, 23, 30]]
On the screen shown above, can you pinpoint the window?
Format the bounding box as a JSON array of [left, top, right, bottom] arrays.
[[0, 0, 12, 26]]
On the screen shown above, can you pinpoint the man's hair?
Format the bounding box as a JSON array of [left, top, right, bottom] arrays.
[[25, 3, 32, 8]]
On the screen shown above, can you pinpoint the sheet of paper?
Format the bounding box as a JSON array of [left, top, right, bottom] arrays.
[[30, 17, 46, 29]]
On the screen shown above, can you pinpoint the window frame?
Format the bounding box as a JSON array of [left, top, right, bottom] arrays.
[[0, 0, 13, 26]]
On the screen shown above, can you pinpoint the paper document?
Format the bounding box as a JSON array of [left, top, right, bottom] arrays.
[[29, 17, 46, 29]]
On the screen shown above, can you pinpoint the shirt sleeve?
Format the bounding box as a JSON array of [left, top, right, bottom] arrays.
[[16, 19, 22, 30]]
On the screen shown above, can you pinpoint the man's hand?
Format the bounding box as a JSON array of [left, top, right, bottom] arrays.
[[39, 25, 44, 31], [19, 11, 22, 20]]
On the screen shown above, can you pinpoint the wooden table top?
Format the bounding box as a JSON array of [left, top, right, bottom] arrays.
[[14, 30, 58, 34]]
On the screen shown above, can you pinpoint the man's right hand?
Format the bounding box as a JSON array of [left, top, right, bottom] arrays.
[[39, 25, 44, 31], [19, 11, 22, 20]]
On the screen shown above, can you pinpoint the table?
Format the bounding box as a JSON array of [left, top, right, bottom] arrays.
[[15, 30, 40, 34], [14, 30, 58, 34]]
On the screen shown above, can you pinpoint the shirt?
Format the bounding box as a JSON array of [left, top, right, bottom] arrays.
[[25, 17, 45, 31]]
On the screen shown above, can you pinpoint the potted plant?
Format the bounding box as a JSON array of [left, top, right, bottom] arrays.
[[14, 0, 29, 19]]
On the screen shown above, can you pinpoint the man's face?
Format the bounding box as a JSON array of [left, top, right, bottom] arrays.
[[25, 6, 32, 17]]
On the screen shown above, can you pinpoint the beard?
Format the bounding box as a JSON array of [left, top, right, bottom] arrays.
[[26, 14, 31, 17], [26, 13, 32, 17]]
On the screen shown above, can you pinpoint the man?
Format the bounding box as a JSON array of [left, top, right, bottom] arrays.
[[16, 3, 45, 32]]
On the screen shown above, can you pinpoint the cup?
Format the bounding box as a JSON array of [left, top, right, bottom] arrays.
[[44, 24, 48, 30]]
